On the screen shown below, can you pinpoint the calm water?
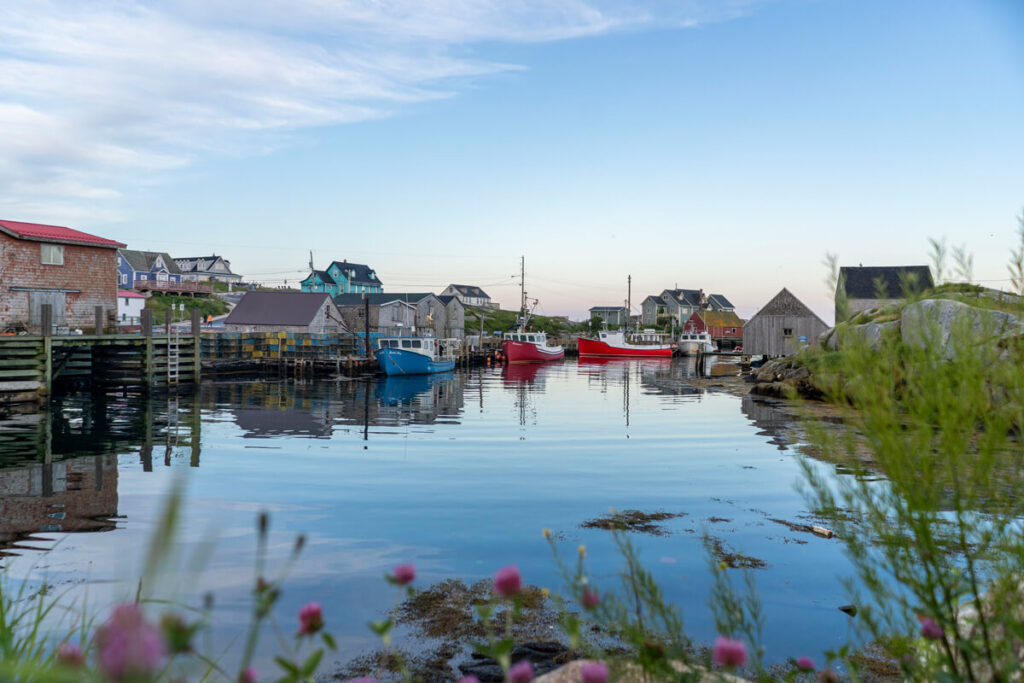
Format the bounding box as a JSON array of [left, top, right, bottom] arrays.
[[0, 358, 857, 671]]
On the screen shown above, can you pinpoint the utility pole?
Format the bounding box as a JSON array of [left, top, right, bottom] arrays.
[[519, 256, 526, 327], [627, 274, 632, 333]]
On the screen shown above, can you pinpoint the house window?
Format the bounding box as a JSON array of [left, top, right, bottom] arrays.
[[783, 328, 793, 336], [121, 273, 128, 285], [41, 244, 64, 265]]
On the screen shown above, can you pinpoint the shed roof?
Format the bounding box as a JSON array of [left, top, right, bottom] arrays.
[[589, 305, 627, 312], [747, 288, 827, 327], [119, 249, 181, 274], [225, 292, 332, 326], [699, 311, 743, 327], [333, 292, 432, 307], [0, 219, 125, 248], [118, 289, 147, 299], [839, 266, 933, 299]]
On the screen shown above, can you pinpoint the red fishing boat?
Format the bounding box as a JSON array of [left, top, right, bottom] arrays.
[[502, 331, 565, 363], [577, 330, 674, 358], [500, 256, 565, 364]]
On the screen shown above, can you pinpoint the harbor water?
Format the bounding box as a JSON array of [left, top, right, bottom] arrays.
[[0, 358, 857, 671]]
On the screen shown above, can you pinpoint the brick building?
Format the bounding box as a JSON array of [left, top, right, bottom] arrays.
[[0, 219, 125, 333]]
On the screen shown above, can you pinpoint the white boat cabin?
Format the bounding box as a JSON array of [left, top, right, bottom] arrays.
[[629, 329, 670, 345], [378, 337, 458, 359], [504, 332, 548, 345]]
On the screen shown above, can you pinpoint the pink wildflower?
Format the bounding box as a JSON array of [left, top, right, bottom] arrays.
[[581, 588, 600, 610], [796, 655, 815, 671], [393, 563, 416, 586], [240, 667, 259, 683], [580, 661, 609, 683], [298, 602, 324, 635], [93, 603, 166, 681], [493, 566, 522, 598], [918, 616, 942, 640], [711, 636, 747, 669], [507, 660, 534, 683], [55, 643, 85, 668]]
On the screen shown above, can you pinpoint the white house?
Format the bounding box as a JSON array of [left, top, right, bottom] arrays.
[[117, 289, 148, 326], [441, 284, 495, 309]]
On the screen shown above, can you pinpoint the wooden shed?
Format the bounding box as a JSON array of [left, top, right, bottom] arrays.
[[743, 288, 829, 357]]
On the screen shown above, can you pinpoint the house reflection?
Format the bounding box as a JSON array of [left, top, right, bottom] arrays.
[[0, 390, 201, 557]]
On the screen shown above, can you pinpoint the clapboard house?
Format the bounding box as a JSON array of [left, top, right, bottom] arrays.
[[743, 288, 829, 357], [334, 293, 465, 338], [836, 265, 933, 322], [441, 284, 494, 309], [224, 292, 346, 333]]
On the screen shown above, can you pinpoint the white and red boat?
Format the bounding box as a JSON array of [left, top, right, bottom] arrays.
[[577, 330, 674, 358], [502, 330, 565, 363], [500, 257, 565, 364]]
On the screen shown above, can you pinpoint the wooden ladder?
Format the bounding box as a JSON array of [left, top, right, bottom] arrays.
[[167, 327, 180, 385]]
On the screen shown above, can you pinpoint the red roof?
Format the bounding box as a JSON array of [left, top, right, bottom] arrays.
[[118, 289, 147, 299], [0, 219, 126, 248]]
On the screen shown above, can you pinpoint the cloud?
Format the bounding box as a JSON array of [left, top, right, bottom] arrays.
[[0, 0, 762, 226]]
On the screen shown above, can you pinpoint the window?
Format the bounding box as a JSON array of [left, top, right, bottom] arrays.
[[41, 244, 64, 265], [121, 273, 128, 285], [411, 340, 422, 348], [401, 340, 412, 348], [783, 328, 793, 336]]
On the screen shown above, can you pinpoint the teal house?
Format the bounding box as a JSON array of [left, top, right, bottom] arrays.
[[300, 260, 383, 296]]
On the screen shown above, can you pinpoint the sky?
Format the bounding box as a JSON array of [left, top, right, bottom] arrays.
[[2, 0, 1022, 323]]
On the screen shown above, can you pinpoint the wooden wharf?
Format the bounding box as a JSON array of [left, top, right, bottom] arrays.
[[0, 304, 494, 407]]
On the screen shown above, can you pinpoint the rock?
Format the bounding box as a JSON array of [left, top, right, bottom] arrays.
[[901, 299, 1024, 359], [459, 642, 572, 683], [535, 659, 746, 683], [827, 320, 900, 351]]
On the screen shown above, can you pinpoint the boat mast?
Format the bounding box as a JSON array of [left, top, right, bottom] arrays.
[[518, 256, 528, 331]]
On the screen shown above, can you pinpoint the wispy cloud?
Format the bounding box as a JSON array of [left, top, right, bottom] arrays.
[[0, 0, 762, 225]]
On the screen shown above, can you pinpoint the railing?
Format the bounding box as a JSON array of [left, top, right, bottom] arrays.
[[134, 280, 213, 294]]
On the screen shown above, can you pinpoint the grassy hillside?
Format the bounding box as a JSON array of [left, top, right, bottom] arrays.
[[145, 293, 230, 321], [463, 306, 582, 337]]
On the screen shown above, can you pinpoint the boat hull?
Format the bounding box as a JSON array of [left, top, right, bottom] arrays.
[[377, 348, 456, 376], [577, 337, 673, 357], [502, 340, 565, 363]]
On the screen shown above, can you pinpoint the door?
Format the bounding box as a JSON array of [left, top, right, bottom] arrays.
[[29, 291, 67, 330]]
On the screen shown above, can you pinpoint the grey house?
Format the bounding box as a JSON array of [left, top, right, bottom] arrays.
[[657, 289, 735, 326], [224, 292, 346, 333], [743, 288, 829, 357], [640, 295, 669, 326], [836, 265, 934, 322], [334, 293, 465, 338], [588, 306, 629, 327], [441, 284, 495, 309]]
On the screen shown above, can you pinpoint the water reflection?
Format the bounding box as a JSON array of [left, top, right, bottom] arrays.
[[741, 395, 797, 451]]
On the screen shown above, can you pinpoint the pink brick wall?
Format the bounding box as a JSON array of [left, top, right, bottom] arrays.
[[0, 232, 118, 332]]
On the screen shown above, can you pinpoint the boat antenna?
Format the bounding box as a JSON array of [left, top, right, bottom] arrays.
[[518, 256, 529, 330]]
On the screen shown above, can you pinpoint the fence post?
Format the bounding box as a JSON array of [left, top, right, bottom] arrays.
[[41, 303, 53, 394], [95, 305, 105, 336], [141, 309, 154, 388], [191, 309, 201, 383]]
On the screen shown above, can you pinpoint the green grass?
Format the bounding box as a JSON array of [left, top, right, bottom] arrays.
[[145, 294, 230, 321], [463, 306, 583, 336]]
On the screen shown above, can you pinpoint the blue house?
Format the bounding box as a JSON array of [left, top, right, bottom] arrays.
[[301, 260, 383, 296], [117, 249, 182, 288]]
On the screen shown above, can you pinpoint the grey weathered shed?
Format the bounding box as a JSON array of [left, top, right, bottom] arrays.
[[224, 292, 346, 333], [743, 288, 829, 357]]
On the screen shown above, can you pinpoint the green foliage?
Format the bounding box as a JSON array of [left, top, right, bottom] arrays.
[[801, 302, 1024, 680], [145, 294, 229, 320], [463, 306, 576, 337]]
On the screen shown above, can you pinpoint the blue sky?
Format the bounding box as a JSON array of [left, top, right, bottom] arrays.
[[2, 0, 1022, 322]]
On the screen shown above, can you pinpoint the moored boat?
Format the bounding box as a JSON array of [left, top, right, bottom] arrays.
[[502, 330, 565, 363], [376, 336, 458, 375], [677, 330, 715, 356], [500, 256, 565, 364], [577, 330, 674, 357]]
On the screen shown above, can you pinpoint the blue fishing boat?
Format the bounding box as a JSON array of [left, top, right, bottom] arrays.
[[376, 336, 458, 376]]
